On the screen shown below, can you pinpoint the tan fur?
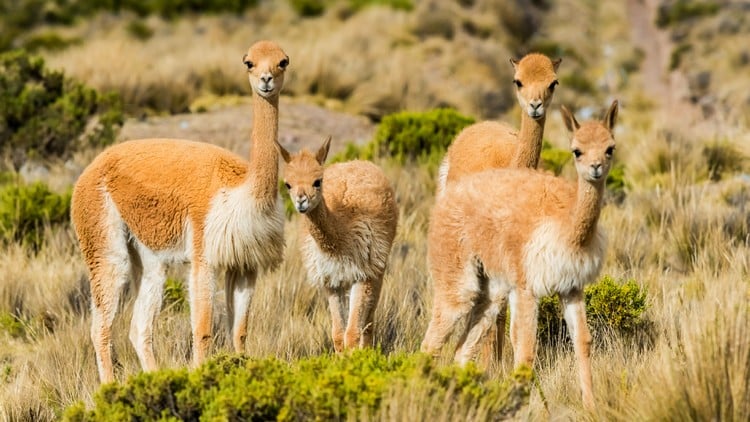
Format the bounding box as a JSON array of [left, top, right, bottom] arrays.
[[437, 53, 561, 196], [422, 101, 619, 410], [71, 40, 290, 383], [279, 138, 398, 351]]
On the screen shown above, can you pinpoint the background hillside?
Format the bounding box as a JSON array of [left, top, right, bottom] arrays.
[[1, 0, 748, 420]]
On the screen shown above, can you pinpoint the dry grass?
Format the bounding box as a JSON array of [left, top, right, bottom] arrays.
[[2, 0, 750, 420]]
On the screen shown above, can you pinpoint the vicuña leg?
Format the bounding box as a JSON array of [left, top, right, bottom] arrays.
[[129, 246, 166, 372], [327, 287, 346, 352], [454, 298, 495, 365], [189, 259, 216, 367], [510, 288, 538, 367], [478, 300, 508, 368], [225, 268, 257, 353], [345, 277, 382, 349], [562, 289, 595, 410]]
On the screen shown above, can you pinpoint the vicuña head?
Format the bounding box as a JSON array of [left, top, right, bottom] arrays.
[[243, 40, 289, 99], [278, 137, 399, 352], [423, 100, 619, 410], [512, 53, 562, 120], [72, 40, 289, 383]]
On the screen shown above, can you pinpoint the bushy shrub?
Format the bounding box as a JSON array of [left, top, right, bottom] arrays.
[[540, 140, 571, 176], [289, 0, 326, 17], [0, 50, 123, 167], [537, 275, 649, 345], [64, 349, 532, 421], [364, 108, 475, 164], [656, 0, 720, 28], [703, 140, 745, 181], [0, 180, 71, 250], [162, 278, 187, 312]]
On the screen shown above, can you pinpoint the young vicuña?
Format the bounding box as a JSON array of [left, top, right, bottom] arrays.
[[278, 137, 398, 351], [422, 100, 620, 410], [71, 40, 289, 382]]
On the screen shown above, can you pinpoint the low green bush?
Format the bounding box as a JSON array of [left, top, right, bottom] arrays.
[[290, 0, 326, 17], [162, 278, 187, 312], [0, 180, 71, 250], [537, 275, 649, 345], [0, 50, 123, 167], [64, 349, 532, 421], [540, 140, 571, 176], [656, 0, 720, 28], [335, 108, 474, 166]]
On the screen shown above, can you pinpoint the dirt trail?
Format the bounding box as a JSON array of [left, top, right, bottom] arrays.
[[625, 0, 709, 134]]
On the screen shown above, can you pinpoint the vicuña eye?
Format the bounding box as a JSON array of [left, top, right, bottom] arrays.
[[244, 60, 254, 70], [284, 182, 291, 190], [605, 146, 615, 157], [312, 179, 322, 188], [279, 57, 289, 69], [513, 79, 523, 88], [549, 80, 559, 91], [572, 149, 582, 158]]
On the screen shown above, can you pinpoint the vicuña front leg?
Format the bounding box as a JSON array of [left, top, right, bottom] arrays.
[[510, 289, 538, 367], [189, 259, 217, 367], [327, 287, 346, 352], [478, 299, 508, 369], [562, 289, 595, 410], [345, 278, 382, 349], [225, 269, 257, 353]]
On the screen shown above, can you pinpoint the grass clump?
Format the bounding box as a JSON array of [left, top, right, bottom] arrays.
[[289, 0, 326, 17], [64, 349, 531, 421], [0, 180, 71, 250], [0, 50, 123, 168], [703, 140, 745, 181], [656, 0, 720, 28], [537, 275, 649, 345], [332, 108, 474, 167]]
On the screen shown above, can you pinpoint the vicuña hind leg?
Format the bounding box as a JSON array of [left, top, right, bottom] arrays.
[[129, 246, 166, 372], [345, 277, 382, 349], [478, 300, 508, 369], [562, 289, 595, 410], [189, 259, 217, 367], [225, 269, 257, 353], [326, 287, 346, 352]]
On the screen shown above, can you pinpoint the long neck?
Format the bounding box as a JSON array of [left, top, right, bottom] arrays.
[[569, 178, 605, 247], [511, 112, 545, 168], [304, 200, 343, 252], [249, 94, 280, 206]]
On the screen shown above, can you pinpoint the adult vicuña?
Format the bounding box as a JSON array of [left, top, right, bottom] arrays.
[[437, 52, 561, 365], [437, 53, 561, 197], [422, 100, 620, 410], [278, 137, 398, 351], [71, 40, 289, 382]]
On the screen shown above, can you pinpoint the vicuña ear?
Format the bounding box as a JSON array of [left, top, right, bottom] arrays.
[[560, 105, 580, 134], [316, 136, 332, 165], [552, 58, 562, 71], [603, 100, 619, 132], [509, 58, 520, 70], [275, 141, 292, 164]]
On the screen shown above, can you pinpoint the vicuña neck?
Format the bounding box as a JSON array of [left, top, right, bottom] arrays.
[[511, 113, 545, 168], [249, 94, 280, 206], [304, 201, 343, 253], [569, 179, 605, 247]]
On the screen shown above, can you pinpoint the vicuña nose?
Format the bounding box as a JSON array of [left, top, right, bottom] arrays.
[[530, 100, 542, 110], [260, 75, 272, 84], [592, 163, 602, 171]]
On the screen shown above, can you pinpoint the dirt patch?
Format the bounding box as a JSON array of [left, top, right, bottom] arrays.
[[118, 97, 376, 157]]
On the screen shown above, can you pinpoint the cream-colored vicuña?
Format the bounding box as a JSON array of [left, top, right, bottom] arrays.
[[422, 100, 619, 410], [278, 137, 398, 351], [436, 53, 561, 197], [438, 53, 561, 366], [71, 40, 290, 383]]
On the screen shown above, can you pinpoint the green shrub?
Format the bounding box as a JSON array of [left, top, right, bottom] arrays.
[[0, 50, 123, 167], [0, 181, 71, 250], [560, 72, 595, 94], [537, 275, 650, 345], [162, 278, 187, 312], [125, 20, 153, 41], [64, 349, 532, 421], [21, 32, 80, 52], [540, 140, 571, 176], [670, 43, 692, 70], [347, 0, 412, 11], [289, 0, 326, 17], [370, 108, 474, 164], [606, 162, 628, 203], [656, 0, 720, 28], [0, 312, 26, 339]]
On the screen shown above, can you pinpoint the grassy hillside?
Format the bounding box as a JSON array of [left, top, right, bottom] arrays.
[[1, 0, 749, 420]]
